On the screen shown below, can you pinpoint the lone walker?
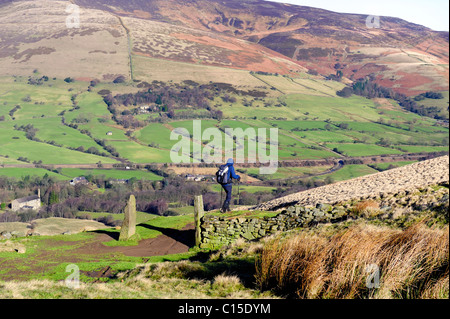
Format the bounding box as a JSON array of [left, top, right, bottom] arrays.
[[216, 158, 241, 213]]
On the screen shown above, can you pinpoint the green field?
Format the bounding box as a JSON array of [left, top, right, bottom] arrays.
[[83, 211, 158, 225], [394, 145, 450, 153], [314, 164, 379, 182], [60, 168, 163, 181], [0, 74, 448, 168], [107, 140, 173, 163], [0, 167, 67, 180], [325, 143, 405, 157], [133, 123, 175, 149], [414, 91, 449, 120], [0, 155, 25, 165], [208, 184, 278, 194], [369, 161, 417, 171], [0, 214, 195, 282], [244, 165, 334, 180], [11, 117, 102, 151], [0, 126, 118, 164], [0, 166, 164, 181]]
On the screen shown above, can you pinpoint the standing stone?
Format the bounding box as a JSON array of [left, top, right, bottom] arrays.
[[194, 195, 204, 247], [119, 195, 136, 241]]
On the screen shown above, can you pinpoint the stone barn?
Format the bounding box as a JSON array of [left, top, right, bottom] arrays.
[[11, 190, 41, 212]]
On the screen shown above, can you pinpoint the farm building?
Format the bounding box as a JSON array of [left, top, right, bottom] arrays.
[[185, 174, 209, 182], [70, 176, 88, 186], [138, 104, 158, 114], [110, 179, 129, 185], [11, 190, 41, 212]]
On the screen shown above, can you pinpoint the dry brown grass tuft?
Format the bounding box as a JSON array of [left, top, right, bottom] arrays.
[[350, 200, 380, 218], [255, 221, 449, 299], [213, 273, 242, 287]]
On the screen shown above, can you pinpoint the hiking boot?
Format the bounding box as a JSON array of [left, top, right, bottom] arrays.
[[221, 203, 230, 213]]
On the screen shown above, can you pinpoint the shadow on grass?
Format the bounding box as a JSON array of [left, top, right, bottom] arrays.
[[92, 229, 120, 241], [138, 224, 195, 248], [91, 224, 195, 248], [92, 225, 256, 288], [188, 257, 257, 289]]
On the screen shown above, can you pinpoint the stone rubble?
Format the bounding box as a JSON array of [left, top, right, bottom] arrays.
[[252, 156, 449, 211]]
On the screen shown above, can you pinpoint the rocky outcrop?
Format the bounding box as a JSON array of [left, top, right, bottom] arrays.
[[0, 218, 110, 239], [252, 156, 449, 212]]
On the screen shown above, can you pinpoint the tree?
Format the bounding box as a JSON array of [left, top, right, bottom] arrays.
[[377, 137, 391, 147], [90, 79, 100, 87], [147, 199, 168, 215], [49, 191, 59, 205], [324, 175, 334, 184], [113, 75, 126, 84], [336, 87, 353, 97]]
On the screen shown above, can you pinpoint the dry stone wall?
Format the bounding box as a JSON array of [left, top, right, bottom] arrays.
[[199, 203, 344, 249], [199, 156, 449, 249]]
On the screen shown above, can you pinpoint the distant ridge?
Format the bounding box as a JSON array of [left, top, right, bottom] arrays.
[[0, 0, 447, 95]]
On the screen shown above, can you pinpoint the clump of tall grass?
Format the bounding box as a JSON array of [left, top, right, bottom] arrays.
[[255, 221, 449, 299], [350, 200, 380, 218]]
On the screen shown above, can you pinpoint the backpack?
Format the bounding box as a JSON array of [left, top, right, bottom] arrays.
[[216, 164, 229, 185]]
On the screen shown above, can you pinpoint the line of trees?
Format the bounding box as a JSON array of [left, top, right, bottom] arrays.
[[102, 80, 265, 127], [414, 91, 444, 101], [0, 174, 210, 222], [337, 78, 447, 120], [104, 81, 212, 113]]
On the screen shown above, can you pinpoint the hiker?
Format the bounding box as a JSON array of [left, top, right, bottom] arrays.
[[216, 158, 241, 213]]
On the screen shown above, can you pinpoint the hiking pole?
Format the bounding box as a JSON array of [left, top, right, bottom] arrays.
[[220, 186, 223, 212], [237, 180, 240, 207]]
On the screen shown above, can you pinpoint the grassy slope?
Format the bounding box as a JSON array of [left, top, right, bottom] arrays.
[[0, 214, 195, 282], [0, 126, 117, 164], [1, 213, 447, 299], [414, 91, 449, 120], [313, 164, 379, 182], [0, 167, 67, 180], [60, 168, 163, 181], [0, 66, 447, 176]]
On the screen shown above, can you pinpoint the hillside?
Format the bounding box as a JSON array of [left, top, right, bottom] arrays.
[[0, 0, 448, 190], [1, 0, 450, 303], [0, 0, 447, 95], [253, 155, 449, 211], [0, 0, 304, 81], [0, 157, 448, 299]]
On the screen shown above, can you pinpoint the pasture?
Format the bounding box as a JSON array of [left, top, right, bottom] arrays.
[[0, 74, 448, 168], [60, 168, 163, 181], [314, 164, 379, 182]]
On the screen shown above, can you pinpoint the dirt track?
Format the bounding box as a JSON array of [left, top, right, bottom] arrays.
[[0, 224, 194, 281], [76, 223, 195, 257]]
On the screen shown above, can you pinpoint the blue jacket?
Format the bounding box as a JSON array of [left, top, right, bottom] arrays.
[[225, 163, 240, 185]]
